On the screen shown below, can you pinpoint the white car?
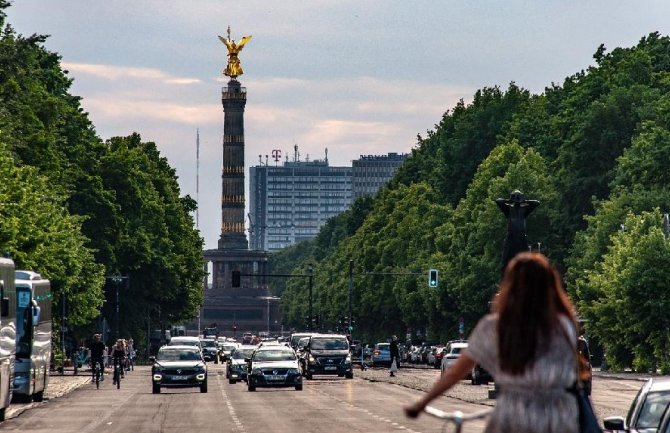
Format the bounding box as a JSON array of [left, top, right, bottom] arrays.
[[440, 341, 468, 373]]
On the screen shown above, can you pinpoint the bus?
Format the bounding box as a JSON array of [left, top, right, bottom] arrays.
[[14, 270, 51, 402], [0, 258, 17, 421]]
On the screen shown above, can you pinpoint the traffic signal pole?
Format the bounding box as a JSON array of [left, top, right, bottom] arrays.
[[308, 266, 313, 331], [348, 260, 353, 339]]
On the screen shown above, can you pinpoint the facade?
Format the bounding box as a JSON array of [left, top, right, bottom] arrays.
[[352, 152, 408, 201], [249, 160, 353, 252]]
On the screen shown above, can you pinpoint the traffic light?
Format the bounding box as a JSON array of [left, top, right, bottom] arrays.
[[232, 270, 241, 287], [428, 269, 438, 288]]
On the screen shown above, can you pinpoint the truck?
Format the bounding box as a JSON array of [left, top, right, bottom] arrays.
[[14, 270, 51, 402], [0, 258, 17, 421]]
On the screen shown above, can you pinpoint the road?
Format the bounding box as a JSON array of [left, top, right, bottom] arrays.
[[0, 364, 653, 433]]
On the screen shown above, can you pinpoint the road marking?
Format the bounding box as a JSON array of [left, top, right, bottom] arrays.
[[308, 381, 423, 433], [217, 375, 246, 433]]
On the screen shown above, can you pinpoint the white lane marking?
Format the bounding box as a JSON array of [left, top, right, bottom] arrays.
[[218, 375, 246, 433], [308, 381, 423, 433]]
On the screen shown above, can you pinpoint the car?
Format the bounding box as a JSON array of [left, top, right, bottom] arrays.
[[470, 363, 493, 385], [226, 345, 257, 384], [578, 336, 593, 396], [200, 338, 220, 363], [427, 346, 444, 367], [246, 345, 303, 391], [168, 336, 202, 350], [303, 334, 353, 379], [220, 341, 240, 362], [371, 342, 391, 367], [150, 345, 208, 394], [289, 332, 313, 351], [604, 377, 670, 433], [409, 346, 422, 364], [440, 341, 468, 373]]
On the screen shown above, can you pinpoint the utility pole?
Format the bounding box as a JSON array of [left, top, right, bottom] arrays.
[[308, 265, 313, 330], [348, 260, 353, 337]]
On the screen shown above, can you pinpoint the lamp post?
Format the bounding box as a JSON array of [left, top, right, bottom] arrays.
[[107, 276, 128, 341]]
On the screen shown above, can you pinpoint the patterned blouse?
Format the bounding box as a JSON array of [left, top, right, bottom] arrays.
[[466, 314, 579, 433]]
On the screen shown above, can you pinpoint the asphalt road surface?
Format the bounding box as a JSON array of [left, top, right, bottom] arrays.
[[1, 364, 650, 433]]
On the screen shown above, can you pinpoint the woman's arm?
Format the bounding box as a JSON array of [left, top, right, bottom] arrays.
[[404, 353, 476, 418]]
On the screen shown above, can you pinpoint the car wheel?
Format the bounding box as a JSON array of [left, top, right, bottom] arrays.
[[229, 379, 236, 384], [33, 390, 44, 402], [200, 381, 208, 393], [471, 369, 480, 385], [295, 385, 303, 391], [345, 373, 353, 379], [152, 384, 161, 394]]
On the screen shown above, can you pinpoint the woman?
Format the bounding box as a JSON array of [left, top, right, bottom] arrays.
[[405, 253, 579, 433], [111, 340, 126, 384]]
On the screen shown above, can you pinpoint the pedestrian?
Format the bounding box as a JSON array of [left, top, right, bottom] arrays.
[[404, 252, 580, 433], [390, 335, 400, 377]]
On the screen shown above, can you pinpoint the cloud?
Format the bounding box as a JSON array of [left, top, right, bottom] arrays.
[[63, 62, 201, 85]]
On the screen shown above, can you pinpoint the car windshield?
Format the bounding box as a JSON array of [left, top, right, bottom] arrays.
[[291, 335, 309, 347], [253, 349, 296, 362], [157, 348, 201, 361], [451, 347, 463, 354], [201, 340, 217, 347], [636, 391, 670, 429], [232, 349, 255, 360], [223, 344, 237, 351], [311, 337, 348, 350], [376, 344, 390, 351]]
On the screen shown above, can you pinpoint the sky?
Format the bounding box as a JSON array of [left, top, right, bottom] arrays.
[[5, 1, 670, 250]]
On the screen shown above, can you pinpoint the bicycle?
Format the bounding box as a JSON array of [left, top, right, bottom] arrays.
[[424, 405, 492, 433], [92, 360, 102, 389], [112, 359, 123, 389]]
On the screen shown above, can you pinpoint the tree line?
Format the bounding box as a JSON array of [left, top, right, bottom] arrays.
[[274, 32, 670, 372], [0, 3, 204, 353]]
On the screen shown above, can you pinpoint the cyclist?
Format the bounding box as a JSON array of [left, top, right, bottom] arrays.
[[88, 334, 106, 382], [111, 339, 126, 385]]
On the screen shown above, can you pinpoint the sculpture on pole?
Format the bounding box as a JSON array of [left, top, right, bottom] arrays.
[[218, 26, 252, 79], [496, 190, 540, 273]]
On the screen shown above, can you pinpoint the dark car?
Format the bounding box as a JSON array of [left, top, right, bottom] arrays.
[[470, 363, 492, 385], [603, 377, 670, 433], [246, 345, 302, 391], [151, 345, 207, 394], [226, 345, 257, 384], [200, 338, 220, 363], [303, 334, 353, 379]]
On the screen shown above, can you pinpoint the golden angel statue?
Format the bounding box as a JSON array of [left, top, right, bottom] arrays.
[[218, 26, 252, 78]]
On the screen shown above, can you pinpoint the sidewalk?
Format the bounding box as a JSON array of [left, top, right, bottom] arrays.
[[6, 371, 92, 419]]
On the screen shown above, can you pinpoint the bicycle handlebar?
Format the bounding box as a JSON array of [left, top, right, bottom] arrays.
[[424, 406, 493, 425]]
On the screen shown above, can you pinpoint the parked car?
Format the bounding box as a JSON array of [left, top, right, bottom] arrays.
[[151, 345, 207, 394], [246, 345, 303, 391], [226, 345, 257, 384], [441, 341, 469, 374], [427, 346, 444, 367], [303, 334, 353, 379], [578, 336, 593, 396], [604, 377, 670, 433], [371, 342, 392, 367]]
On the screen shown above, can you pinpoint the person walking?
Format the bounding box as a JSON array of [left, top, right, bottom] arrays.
[[404, 252, 580, 433], [389, 335, 400, 377]]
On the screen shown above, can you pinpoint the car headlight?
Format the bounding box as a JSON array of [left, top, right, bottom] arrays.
[[345, 354, 352, 363], [308, 355, 316, 363], [288, 368, 299, 374]]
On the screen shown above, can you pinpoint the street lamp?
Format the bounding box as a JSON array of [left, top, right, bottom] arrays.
[[106, 275, 128, 341]]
